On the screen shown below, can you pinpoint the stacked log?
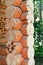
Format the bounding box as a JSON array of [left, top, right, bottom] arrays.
[[0, 0, 35, 65], [0, 1, 7, 64], [0, 14, 7, 44]]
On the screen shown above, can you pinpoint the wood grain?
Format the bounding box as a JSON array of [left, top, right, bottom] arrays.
[[0, 5, 6, 9], [0, 59, 7, 65], [0, 46, 7, 56]]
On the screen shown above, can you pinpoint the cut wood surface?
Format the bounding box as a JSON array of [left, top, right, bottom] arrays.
[[27, 36, 34, 47], [6, 54, 23, 65], [0, 47, 7, 56], [5, 0, 22, 6], [5, 18, 23, 30], [20, 36, 28, 48], [0, 55, 6, 59], [0, 30, 6, 34], [21, 59, 28, 65], [21, 23, 34, 36], [27, 23, 34, 35], [22, 48, 28, 59], [0, 39, 7, 45], [0, 8, 6, 14], [20, 12, 34, 22], [20, 1, 28, 12], [6, 42, 23, 54], [14, 31, 23, 42], [24, 59, 28, 65], [6, 30, 23, 42], [0, 5, 7, 9], [20, 12, 27, 20], [21, 24, 27, 36], [6, 6, 22, 18], [28, 47, 34, 58], [0, 34, 5, 38], [0, 58, 7, 65], [22, 20, 28, 24]]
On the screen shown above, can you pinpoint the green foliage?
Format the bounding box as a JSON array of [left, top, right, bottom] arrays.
[[34, 0, 43, 65]]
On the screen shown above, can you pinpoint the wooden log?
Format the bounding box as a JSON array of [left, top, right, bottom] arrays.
[[0, 55, 6, 60], [6, 30, 23, 42], [0, 30, 6, 34], [21, 59, 28, 65], [5, 6, 22, 19], [6, 54, 23, 65], [20, 12, 31, 20], [20, 1, 28, 12], [21, 24, 27, 36], [22, 20, 28, 24], [28, 59, 35, 65], [6, 42, 23, 54], [27, 23, 34, 35], [21, 12, 34, 23], [0, 9, 6, 14], [0, 0, 5, 5], [22, 48, 28, 59], [24, 59, 28, 65], [21, 36, 34, 50], [5, 0, 22, 6], [0, 5, 7, 9], [22, 19, 34, 25], [20, 36, 28, 48], [0, 34, 5, 38], [0, 47, 7, 56], [0, 31, 6, 34], [28, 47, 34, 58], [14, 31, 23, 42], [21, 23, 34, 36], [27, 36, 34, 47], [5, 18, 23, 30], [16, 59, 28, 65], [0, 39, 7, 45], [20, 12, 27, 20], [26, 0, 34, 12], [0, 14, 6, 23], [0, 58, 7, 65]]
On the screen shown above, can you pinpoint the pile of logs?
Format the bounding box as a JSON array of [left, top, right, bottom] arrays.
[[0, 15, 7, 65], [0, 0, 35, 65], [0, 1, 7, 64]]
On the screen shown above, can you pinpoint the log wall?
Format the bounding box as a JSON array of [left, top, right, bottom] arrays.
[[0, 0, 35, 65]]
